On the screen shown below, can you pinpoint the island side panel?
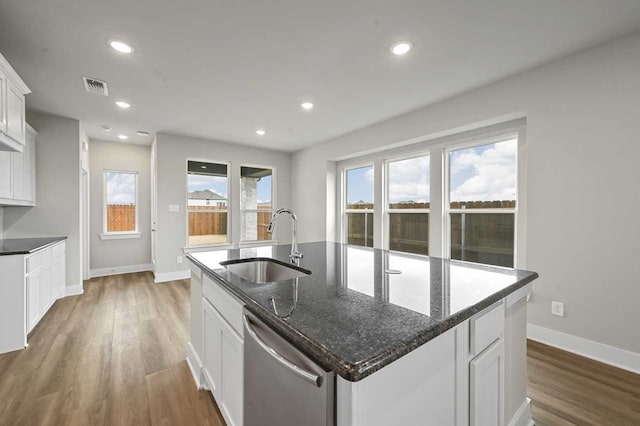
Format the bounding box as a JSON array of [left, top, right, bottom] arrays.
[[187, 261, 204, 388], [0, 254, 27, 353], [337, 329, 457, 426], [504, 292, 532, 425]]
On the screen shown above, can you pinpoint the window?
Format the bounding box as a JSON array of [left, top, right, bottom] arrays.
[[187, 160, 229, 246], [103, 170, 138, 237], [386, 155, 430, 255], [344, 165, 374, 247], [240, 166, 274, 241], [447, 138, 517, 267], [337, 122, 524, 268]]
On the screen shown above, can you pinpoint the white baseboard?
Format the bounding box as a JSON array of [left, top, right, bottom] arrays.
[[528, 323, 640, 374], [154, 269, 190, 283], [508, 398, 533, 426], [64, 284, 84, 297], [186, 342, 203, 389], [90, 263, 153, 278]]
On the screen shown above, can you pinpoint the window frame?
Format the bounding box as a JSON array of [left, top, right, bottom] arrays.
[[101, 169, 140, 240], [186, 158, 231, 248], [336, 120, 527, 268], [340, 162, 376, 247], [239, 163, 277, 243], [443, 133, 519, 268], [383, 151, 431, 254]]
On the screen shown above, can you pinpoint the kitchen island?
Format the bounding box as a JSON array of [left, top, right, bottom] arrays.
[[186, 241, 538, 426]]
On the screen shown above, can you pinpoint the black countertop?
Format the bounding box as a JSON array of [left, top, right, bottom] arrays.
[[0, 237, 67, 256], [188, 241, 538, 382]]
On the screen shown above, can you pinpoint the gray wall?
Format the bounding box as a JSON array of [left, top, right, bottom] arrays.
[[89, 139, 151, 272], [291, 32, 640, 354], [3, 112, 82, 288], [155, 133, 292, 277]]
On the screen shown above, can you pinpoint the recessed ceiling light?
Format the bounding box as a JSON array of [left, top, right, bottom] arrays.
[[256, 129, 266, 136], [391, 41, 412, 56], [101, 125, 112, 132], [301, 102, 314, 110], [117, 134, 128, 140], [109, 40, 134, 54], [115, 101, 131, 109], [136, 131, 150, 136], [200, 165, 207, 169]]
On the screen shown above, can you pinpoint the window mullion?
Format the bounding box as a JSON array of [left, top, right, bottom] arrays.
[[429, 147, 444, 257], [373, 158, 384, 249]]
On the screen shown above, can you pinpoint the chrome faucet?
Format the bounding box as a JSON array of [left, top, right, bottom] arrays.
[[267, 208, 303, 265]]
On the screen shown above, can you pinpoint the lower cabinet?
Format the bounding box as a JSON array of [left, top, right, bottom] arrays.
[[0, 240, 66, 354], [25, 241, 66, 334], [202, 296, 244, 426], [469, 337, 505, 426]]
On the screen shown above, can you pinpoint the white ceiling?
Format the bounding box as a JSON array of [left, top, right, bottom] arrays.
[[1, 1, 640, 150]]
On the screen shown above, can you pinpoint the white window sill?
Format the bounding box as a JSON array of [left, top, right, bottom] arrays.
[[183, 243, 234, 253], [237, 240, 278, 248], [100, 232, 141, 240]]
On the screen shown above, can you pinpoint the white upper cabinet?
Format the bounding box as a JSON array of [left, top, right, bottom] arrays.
[[0, 52, 30, 152], [0, 124, 36, 206]]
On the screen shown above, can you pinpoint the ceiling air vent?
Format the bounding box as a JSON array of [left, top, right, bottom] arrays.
[[82, 76, 109, 96]]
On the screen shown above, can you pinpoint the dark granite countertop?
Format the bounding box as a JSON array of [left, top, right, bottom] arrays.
[[0, 237, 67, 256], [187, 241, 538, 382]]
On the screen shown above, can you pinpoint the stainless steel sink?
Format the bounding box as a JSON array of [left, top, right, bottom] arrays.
[[220, 258, 311, 283]]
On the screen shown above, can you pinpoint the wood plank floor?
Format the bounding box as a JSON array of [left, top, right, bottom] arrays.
[[0, 272, 224, 426], [1, 271, 639, 425], [528, 340, 640, 425]]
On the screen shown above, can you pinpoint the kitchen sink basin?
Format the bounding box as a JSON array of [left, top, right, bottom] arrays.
[[220, 258, 311, 283]]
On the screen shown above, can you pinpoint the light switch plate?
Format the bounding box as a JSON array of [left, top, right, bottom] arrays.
[[168, 204, 180, 212], [551, 301, 565, 317]]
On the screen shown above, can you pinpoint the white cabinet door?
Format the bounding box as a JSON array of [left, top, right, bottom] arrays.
[[203, 298, 222, 396], [219, 316, 244, 426], [0, 150, 12, 199], [11, 147, 24, 200], [5, 79, 25, 146], [40, 262, 51, 314], [470, 338, 505, 426], [55, 255, 65, 299], [0, 68, 6, 134], [26, 271, 40, 333]]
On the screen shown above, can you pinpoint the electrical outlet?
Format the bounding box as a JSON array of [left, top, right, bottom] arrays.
[[551, 301, 565, 317], [177, 255, 183, 264]]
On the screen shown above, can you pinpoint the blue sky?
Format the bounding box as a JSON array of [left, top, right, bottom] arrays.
[[106, 172, 135, 205], [345, 139, 516, 205], [188, 174, 228, 198], [187, 173, 272, 204], [346, 166, 373, 203], [449, 139, 516, 202]]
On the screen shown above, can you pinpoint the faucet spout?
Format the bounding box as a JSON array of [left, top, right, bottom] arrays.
[[267, 208, 303, 265]]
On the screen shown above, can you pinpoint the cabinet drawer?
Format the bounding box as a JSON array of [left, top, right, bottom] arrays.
[[26, 252, 42, 273], [203, 275, 244, 337], [470, 301, 505, 357]]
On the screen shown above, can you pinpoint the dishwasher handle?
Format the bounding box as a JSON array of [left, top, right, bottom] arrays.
[[243, 314, 323, 387]]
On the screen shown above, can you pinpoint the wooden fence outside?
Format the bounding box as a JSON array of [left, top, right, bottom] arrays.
[[106, 204, 136, 232], [106, 204, 274, 240]]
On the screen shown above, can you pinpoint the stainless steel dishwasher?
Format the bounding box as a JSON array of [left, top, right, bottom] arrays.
[[243, 308, 335, 426]]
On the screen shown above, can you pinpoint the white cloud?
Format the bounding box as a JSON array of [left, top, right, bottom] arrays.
[[388, 156, 430, 203], [450, 139, 516, 202], [106, 172, 136, 204]]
